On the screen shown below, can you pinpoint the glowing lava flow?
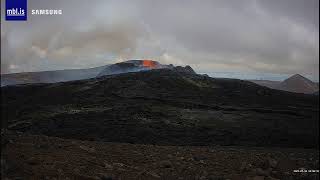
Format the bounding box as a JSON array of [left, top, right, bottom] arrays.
[[142, 60, 157, 68]]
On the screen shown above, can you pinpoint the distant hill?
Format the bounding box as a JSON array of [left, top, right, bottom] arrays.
[[277, 74, 319, 94], [1, 65, 108, 86], [251, 74, 319, 94]]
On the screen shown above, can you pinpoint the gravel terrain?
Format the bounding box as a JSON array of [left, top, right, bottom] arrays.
[[2, 132, 319, 180]]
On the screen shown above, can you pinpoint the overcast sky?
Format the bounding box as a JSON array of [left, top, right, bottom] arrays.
[[1, 0, 319, 81]]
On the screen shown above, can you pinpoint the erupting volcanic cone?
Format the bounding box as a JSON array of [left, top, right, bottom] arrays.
[[142, 60, 158, 68]]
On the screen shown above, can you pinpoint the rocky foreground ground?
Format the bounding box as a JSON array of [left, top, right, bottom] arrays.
[[1, 132, 319, 180], [2, 68, 319, 179]]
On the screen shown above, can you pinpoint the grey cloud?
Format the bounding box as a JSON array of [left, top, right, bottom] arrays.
[[1, 0, 318, 81], [135, 0, 318, 79]]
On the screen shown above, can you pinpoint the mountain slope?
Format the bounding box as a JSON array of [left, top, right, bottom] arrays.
[[251, 74, 319, 94], [2, 69, 319, 148], [276, 74, 319, 94], [1, 65, 108, 86], [249, 80, 281, 89]]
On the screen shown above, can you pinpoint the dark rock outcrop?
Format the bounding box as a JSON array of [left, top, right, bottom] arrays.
[[173, 65, 196, 74]]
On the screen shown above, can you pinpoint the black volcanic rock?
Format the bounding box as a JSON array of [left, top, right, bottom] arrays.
[[1, 69, 319, 148], [173, 65, 196, 74]]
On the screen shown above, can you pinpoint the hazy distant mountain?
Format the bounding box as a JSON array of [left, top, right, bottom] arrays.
[[251, 74, 319, 94], [277, 74, 319, 94], [1, 66, 109, 86]]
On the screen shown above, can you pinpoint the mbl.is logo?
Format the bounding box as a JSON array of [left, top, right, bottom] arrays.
[[6, 0, 27, 21]]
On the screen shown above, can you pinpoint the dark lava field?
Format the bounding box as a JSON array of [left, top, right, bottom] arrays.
[[2, 69, 319, 148]]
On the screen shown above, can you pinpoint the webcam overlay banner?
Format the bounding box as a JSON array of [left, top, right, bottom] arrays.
[[5, 0, 62, 21], [6, 0, 27, 21]]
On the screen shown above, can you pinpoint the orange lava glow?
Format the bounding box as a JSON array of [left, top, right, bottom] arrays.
[[142, 60, 157, 68]]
